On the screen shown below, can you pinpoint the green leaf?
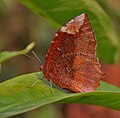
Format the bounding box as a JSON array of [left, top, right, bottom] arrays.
[[0, 72, 120, 117], [18, 0, 118, 63], [0, 42, 35, 63]]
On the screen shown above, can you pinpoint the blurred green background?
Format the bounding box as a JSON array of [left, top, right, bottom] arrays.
[[0, 0, 120, 118]]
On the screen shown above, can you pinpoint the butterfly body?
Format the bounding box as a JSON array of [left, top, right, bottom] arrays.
[[41, 13, 104, 92]]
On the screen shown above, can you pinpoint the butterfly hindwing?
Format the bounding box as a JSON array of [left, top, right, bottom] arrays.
[[42, 13, 104, 92]]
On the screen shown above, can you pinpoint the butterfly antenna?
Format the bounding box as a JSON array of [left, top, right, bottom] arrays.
[[22, 53, 40, 65], [31, 51, 42, 64], [22, 52, 44, 89], [31, 51, 43, 71]]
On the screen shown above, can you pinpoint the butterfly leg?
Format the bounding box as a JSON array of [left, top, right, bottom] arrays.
[[29, 79, 39, 88], [49, 79, 56, 95], [29, 72, 44, 88]]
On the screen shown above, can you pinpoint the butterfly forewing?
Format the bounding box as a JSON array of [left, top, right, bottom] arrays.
[[42, 13, 104, 92]]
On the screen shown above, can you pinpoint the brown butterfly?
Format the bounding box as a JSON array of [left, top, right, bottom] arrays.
[[40, 13, 104, 92]]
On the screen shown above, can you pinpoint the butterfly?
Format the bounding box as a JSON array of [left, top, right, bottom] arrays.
[[40, 13, 104, 92]]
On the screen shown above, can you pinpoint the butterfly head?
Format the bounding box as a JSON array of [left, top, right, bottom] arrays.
[[40, 65, 43, 71]]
